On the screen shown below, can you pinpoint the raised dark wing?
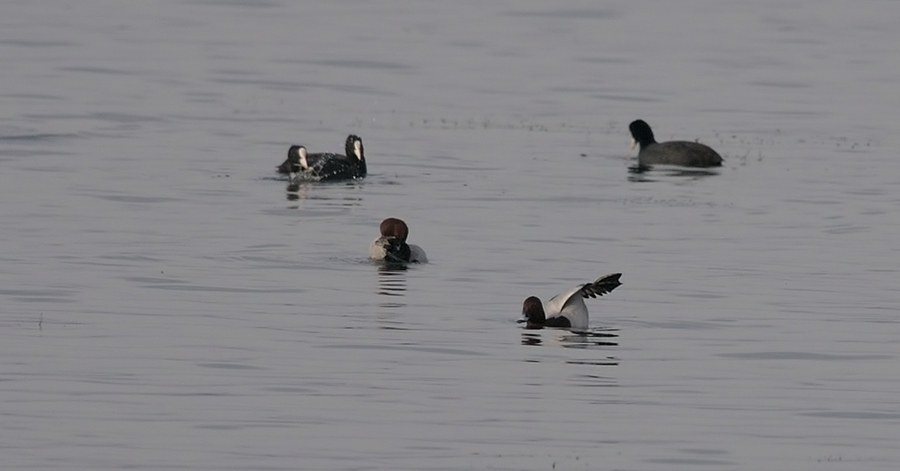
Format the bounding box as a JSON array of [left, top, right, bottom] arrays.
[[579, 273, 622, 299]]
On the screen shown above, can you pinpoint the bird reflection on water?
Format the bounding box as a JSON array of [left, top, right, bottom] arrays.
[[521, 328, 619, 348], [375, 263, 408, 329], [522, 330, 620, 368], [285, 179, 365, 205], [627, 164, 721, 182], [376, 263, 408, 298]]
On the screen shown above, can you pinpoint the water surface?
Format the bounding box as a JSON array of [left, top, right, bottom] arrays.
[[2, 1, 900, 470]]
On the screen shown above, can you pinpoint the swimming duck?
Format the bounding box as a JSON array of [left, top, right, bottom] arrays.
[[518, 273, 622, 331], [368, 218, 427, 263], [629, 120, 722, 168], [279, 134, 367, 181]]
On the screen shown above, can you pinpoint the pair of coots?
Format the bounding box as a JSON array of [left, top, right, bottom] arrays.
[[277, 134, 366, 182]]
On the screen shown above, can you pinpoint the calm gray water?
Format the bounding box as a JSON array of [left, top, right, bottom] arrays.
[[3, 1, 900, 470]]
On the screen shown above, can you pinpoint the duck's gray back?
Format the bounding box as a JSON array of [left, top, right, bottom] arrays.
[[639, 141, 723, 167]]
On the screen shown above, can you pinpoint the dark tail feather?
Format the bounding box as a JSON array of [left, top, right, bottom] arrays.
[[383, 238, 411, 264], [580, 273, 622, 298]]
